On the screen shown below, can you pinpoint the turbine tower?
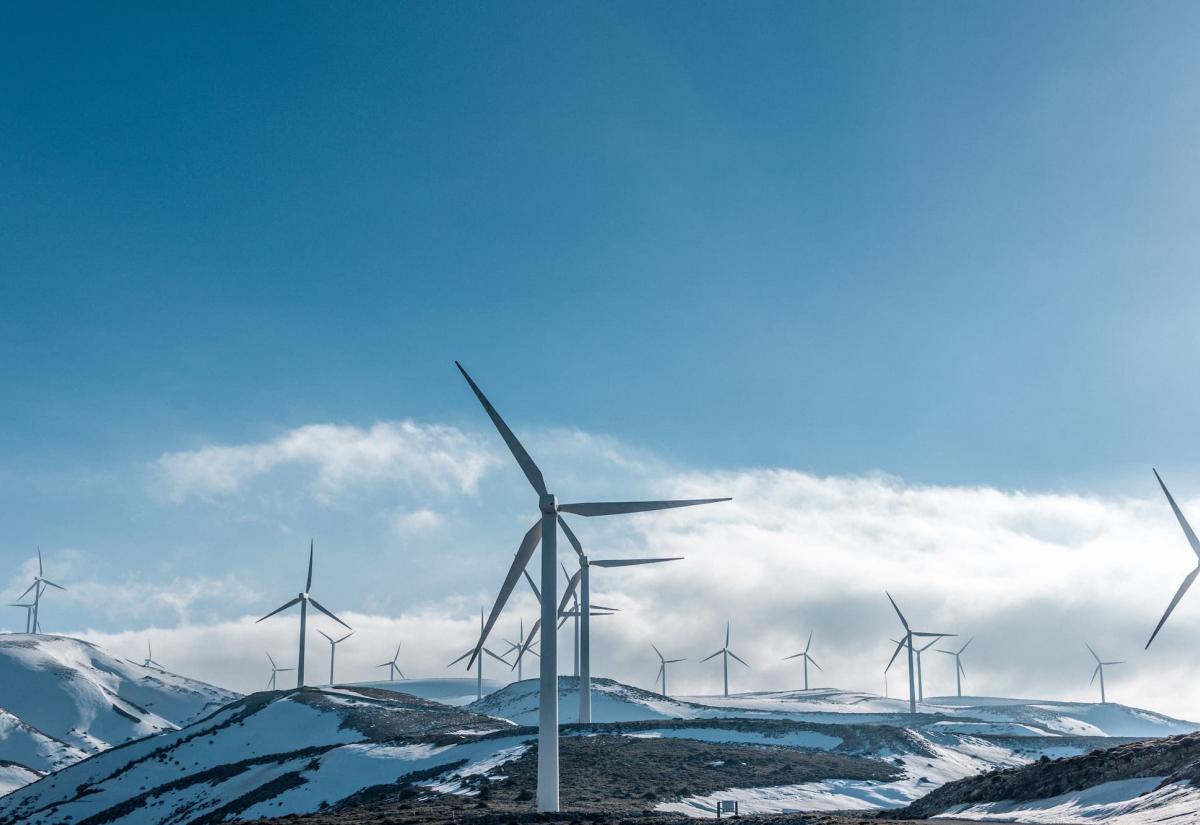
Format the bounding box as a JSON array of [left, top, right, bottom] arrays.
[[256, 541, 350, 688], [377, 642, 405, 681], [701, 622, 749, 697], [937, 638, 973, 697], [318, 630, 353, 686], [454, 361, 729, 812], [558, 518, 680, 723], [449, 607, 511, 701], [559, 562, 618, 679], [783, 631, 822, 690], [1146, 469, 1200, 648], [265, 651, 294, 690], [10, 602, 34, 633], [1087, 643, 1124, 704], [885, 592, 955, 715], [914, 636, 943, 701], [19, 549, 66, 634], [142, 640, 164, 669], [652, 643, 685, 697]]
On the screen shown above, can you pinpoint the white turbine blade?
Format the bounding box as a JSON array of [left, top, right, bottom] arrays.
[[266, 651, 277, 667], [1085, 642, 1101, 663], [958, 637, 974, 654], [1146, 565, 1200, 649], [556, 568, 582, 617], [959, 660, 967, 678], [657, 663, 665, 681], [651, 643, 664, 662], [805, 630, 813, 654], [667, 658, 686, 664], [317, 629, 333, 643], [38, 548, 43, 576], [17, 582, 37, 600], [558, 498, 730, 517], [307, 597, 351, 630], [469, 520, 542, 669], [455, 361, 547, 496], [484, 648, 511, 666], [560, 562, 572, 586], [1090, 664, 1100, 684], [557, 515, 586, 561], [394, 642, 402, 661], [1155, 469, 1200, 559], [518, 617, 542, 657], [936, 649, 956, 656], [591, 557, 683, 567], [1105, 660, 1126, 665], [728, 650, 750, 668], [278, 667, 295, 672], [256, 596, 302, 623], [447, 649, 472, 668], [377, 662, 393, 669], [783, 652, 805, 660], [590, 604, 621, 612], [725, 621, 730, 648], [305, 540, 314, 592], [885, 639, 906, 672], [40, 579, 66, 592], [700, 650, 723, 662], [912, 631, 952, 638], [523, 568, 541, 603], [336, 631, 354, 644], [885, 591, 909, 630], [808, 655, 823, 671]]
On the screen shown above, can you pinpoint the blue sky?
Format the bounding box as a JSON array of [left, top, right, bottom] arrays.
[[4, 3, 1200, 710]]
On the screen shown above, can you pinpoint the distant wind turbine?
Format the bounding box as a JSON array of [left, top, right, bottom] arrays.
[[503, 617, 540, 681], [454, 361, 729, 812], [318, 630, 353, 686], [937, 638, 973, 697], [19, 549, 65, 634], [701, 622, 749, 697], [266, 652, 294, 690], [1146, 469, 1200, 649], [142, 640, 164, 669], [783, 631, 822, 691], [256, 541, 350, 688], [377, 642, 405, 681], [652, 644, 685, 697], [1086, 643, 1123, 704], [914, 636, 943, 701], [885, 592, 955, 715], [559, 562, 618, 680], [449, 607, 511, 701], [10, 602, 34, 634]]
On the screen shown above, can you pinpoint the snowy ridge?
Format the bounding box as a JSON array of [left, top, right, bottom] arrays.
[[0, 685, 529, 824], [0, 634, 237, 783]]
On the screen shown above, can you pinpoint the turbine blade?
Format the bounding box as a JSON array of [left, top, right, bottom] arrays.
[[317, 629, 333, 643], [306, 540, 314, 592], [667, 658, 686, 664], [1090, 664, 1100, 684], [484, 648, 511, 666], [18, 582, 36, 600], [556, 569, 582, 617], [468, 520, 542, 670], [455, 361, 547, 496], [728, 650, 750, 668], [1106, 660, 1126, 665], [447, 649, 472, 668], [959, 661, 967, 678], [557, 515, 586, 560], [520, 617, 541, 654], [805, 630, 813, 654], [783, 652, 804, 660], [337, 632, 354, 643], [958, 637, 973, 654], [1085, 642, 1100, 663], [808, 656, 823, 671], [700, 650, 722, 662], [1155, 469, 1200, 560], [886, 591, 909, 630], [591, 557, 683, 567], [558, 498, 730, 517], [266, 652, 276, 667], [307, 597, 351, 630], [523, 568, 541, 603], [40, 579, 66, 592], [885, 639, 906, 672], [38, 548, 43, 576], [912, 631, 952, 638], [278, 667, 295, 672], [1146, 566, 1200, 648], [256, 596, 302, 623], [726, 621, 730, 648], [652, 643, 664, 661]]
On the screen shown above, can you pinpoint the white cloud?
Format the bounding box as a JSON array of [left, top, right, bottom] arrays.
[[390, 508, 444, 535], [153, 421, 499, 504]]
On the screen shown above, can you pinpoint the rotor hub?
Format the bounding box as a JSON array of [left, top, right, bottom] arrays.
[[539, 493, 558, 514]]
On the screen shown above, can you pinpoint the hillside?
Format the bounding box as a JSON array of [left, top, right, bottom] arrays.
[[0, 634, 238, 781]]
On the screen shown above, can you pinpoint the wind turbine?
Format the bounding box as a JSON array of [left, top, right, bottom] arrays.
[[19, 549, 65, 634], [10, 602, 34, 633], [449, 607, 512, 701], [783, 631, 822, 691], [559, 562, 618, 680], [1086, 643, 1124, 704], [701, 622, 749, 697], [454, 361, 729, 812], [558, 519, 680, 723], [377, 642, 405, 681], [318, 630, 354, 686], [937, 638, 973, 697], [256, 541, 350, 688], [142, 640, 164, 669], [885, 592, 955, 714], [1146, 469, 1200, 649], [914, 636, 943, 701], [266, 652, 294, 690], [503, 618, 540, 681], [652, 644, 685, 697]]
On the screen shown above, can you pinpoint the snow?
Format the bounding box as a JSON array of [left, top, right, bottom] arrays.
[[347, 677, 507, 706], [619, 727, 842, 749], [938, 777, 1200, 824]]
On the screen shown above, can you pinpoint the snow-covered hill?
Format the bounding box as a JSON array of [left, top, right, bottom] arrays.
[[0, 686, 526, 825], [345, 677, 507, 706], [0, 635, 238, 780]]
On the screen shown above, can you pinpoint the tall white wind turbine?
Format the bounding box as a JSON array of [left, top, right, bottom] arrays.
[[19, 549, 65, 633], [318, 630, 353, 686], [701, 622, 749, 697], [256, 541, 350, 688], [377, 642, 405, 681], [1146, 469, 1200, 649], [937, 638, 973, 697], [454, 361, 729, 812], [1086, 643, 1123, 704], [652, 643, 685, 697], [266, 652, 294, 690], [142, 640, 164, 669], [558, 518, 680, 723], [885, 592, 955, 714], [783, 631, 822, 691]]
